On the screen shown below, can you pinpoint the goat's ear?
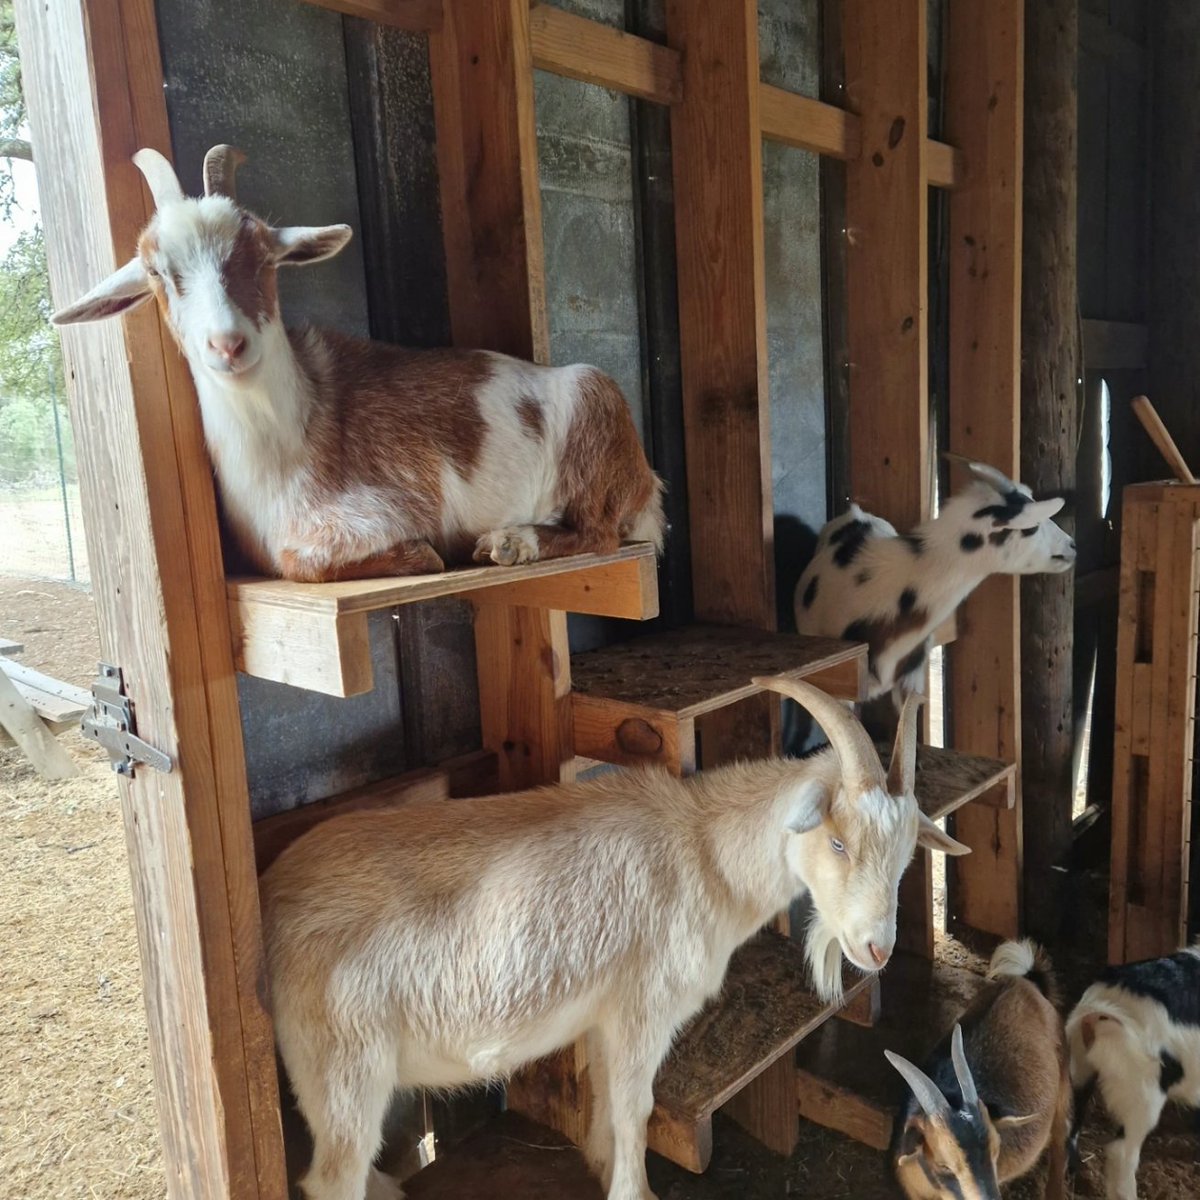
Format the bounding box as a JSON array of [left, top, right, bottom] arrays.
[[271, 224, 353, 267], [1002, 496, 1065, 530], [916, 812, 971, 856], [785, 778, 830, 834], [991, 1111, 1038, 1131], [894, 1115, 926, 1164], [51, 257, 153, 325]]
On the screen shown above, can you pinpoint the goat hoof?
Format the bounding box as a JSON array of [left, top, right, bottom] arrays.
[[474, 528, 538, 567]]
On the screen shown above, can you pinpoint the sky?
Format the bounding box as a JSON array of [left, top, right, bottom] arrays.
[[0, 151, 40, 253]]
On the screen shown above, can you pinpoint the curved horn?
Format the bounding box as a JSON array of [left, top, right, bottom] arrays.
[[887, 690, 924, 795], [203, 144, 247, 199], [132, 148, 184, 209], [941, 451, 1019, 496], [753, 675, 886, 796], [885, 1050, 951, 1120], [950, 1024, 980, 1109]]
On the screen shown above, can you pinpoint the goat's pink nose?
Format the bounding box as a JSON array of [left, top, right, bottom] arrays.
[[869, 942, 891, 967], [208, 332, 246, 362]]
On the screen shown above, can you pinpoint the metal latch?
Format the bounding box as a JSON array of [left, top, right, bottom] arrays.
[[81, 662, 173, 776]]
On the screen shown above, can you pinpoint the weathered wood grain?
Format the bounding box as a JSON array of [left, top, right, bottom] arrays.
[[0, 668, 79, 779]]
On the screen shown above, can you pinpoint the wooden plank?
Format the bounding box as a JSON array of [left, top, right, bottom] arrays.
[[843, 0, 929, 529], [926, 139, 964, 189], [721, 1054, 797, 1157], [1083, 318, 1148, 370], [943, 0, 1025, 941], [297, 0, 442, 30], [405, 1111, 602, 1200], [530, 5, 682, 105], [227, 543, 656, 616], [13, 0, 287, 1194], [571, 696, 695, 776], [666, 0, 773, 631], [795, 1067, 891, 1151], [0, 669, 79, 779], [0, 660, 90, 720], [912, 744, 1016, 820], [429, 0, 547, 362], [759, 85, 860, 159]]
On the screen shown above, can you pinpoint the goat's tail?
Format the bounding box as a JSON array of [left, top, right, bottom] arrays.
[[988, 938, 1060, 1005], [624, 473, 667, 553]]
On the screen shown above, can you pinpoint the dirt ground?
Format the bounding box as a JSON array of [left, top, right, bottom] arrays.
[[2, 576, 1197, 1200]]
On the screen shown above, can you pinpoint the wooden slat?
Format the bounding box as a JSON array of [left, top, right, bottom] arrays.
[[795, 1067, 891, 1151], [721, 1054, 797, 1157], [14, 0, 287, 1196], [529, 4, 682, 105], [296, 0, 442, 30], [571, 696, 695, 776], [912, 744, 1016, 820], [0, 660, 90, 719], [0, 668, 79, 779], [926, 138, 964, 188], [759, 84, 860, 158], [944, 0, 1025, 941], [843, 0, 929, 529]]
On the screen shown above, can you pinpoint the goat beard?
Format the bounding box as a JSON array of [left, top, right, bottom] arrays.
[[804, 910, 846, 1002]]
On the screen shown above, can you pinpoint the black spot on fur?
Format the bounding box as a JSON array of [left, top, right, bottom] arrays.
[[1160, 1050, 1185, 1093], [830, 519, 871, 567], [899, 587, 918, 614], [801, 575, 819, 609], [901, 533, 925, 555], [1098, 949, 1200, 1028], [973, 489, 1029, 526], [896, 643, 927, 680], [960, 532, 984, 552], [988, 528, 1013, 547], [842, 619, 871, 644], [1068, 1079, 1096, 1175], [1021, 525, 1039, 538]]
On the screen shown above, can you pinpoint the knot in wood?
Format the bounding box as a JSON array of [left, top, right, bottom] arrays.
[[616, 717, 664, 756]]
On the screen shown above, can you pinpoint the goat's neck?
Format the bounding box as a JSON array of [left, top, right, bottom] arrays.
[[900, 511, 998, 625], [190, 321, 313, 471]]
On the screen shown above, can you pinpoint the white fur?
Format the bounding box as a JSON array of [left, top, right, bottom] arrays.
[[795, 475, 1076, 700], [988, 937, 1039, 980], [1067, 948, 1200, 1200]]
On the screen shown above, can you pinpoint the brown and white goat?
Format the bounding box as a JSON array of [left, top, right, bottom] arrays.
[[259, 678, 968, 1200], [51, 146, 664, 582], [795, 456, 1075, 700], [886, 940, 1072, 1200]]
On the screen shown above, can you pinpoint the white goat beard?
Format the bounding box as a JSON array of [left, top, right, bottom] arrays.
[[804, 911, 845, 1003]]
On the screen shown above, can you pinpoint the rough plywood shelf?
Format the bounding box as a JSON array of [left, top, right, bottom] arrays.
[[649, 929, 873, 1173], [228, 542, 658, 697], [405, 1110, 603, 1200], [909, 744, 1016, 819], [794, 949, 990, 1150], [571, 625, 867, 774]]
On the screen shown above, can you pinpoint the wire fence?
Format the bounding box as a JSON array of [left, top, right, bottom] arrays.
[[0, 387, 89, 586]]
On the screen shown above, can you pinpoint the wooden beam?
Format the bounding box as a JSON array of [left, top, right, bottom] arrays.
[[530, 5, 682, 105], [0, 669, 79, 779], [843, 0, 929, 529], [13, 0, 287, 1196], [944, 0, 1025, 940], [296, 0, 442, 30], [926, 139, 964, 189]]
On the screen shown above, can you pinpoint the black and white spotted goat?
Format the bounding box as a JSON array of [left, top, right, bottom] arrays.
[[794, 456, 1076, 700], [1067, 943, 1200, 1200]]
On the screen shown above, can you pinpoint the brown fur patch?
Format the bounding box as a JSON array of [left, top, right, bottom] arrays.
[[551, 369, 663, 558], [221, 217, 279, 329], [842, 608, 929, 676], [516, 395, 545, 441], [280, 540, 444, 583]]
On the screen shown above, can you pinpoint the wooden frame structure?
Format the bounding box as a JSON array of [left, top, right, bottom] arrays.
[[16, 0, 1027, 1195]]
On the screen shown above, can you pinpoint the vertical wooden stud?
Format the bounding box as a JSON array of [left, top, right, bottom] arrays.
[[14, 1, 287, 1197], [944, 0, 1025, 940]]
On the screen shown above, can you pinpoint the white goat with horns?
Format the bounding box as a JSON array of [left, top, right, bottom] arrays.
[[52, 146, 664, 582], [260, 677, 968, 1200], [795, 455, 1076, 700]]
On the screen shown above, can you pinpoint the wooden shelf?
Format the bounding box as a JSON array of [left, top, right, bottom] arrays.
[[571, 625, 867, 774], [405, 1110, 602, 1200], [794, 950, 990, 1150], [649, 929, 874, 1173], [228, 543, 658, 696], [910, 744, 1016, 819]]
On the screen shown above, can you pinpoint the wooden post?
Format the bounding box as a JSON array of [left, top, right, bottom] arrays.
[[13, 1, 286, 1197], [943, 0, 1026, 940]]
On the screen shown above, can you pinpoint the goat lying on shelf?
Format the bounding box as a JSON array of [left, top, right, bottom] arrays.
[[794, 456, 1075, 701], [886, 940, 1071, 1200], [51, 145, 664, 583], [1067, 943, 1200, 1200], [260, 677, 968, 1200]]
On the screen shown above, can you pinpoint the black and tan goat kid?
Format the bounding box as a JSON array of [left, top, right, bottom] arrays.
[[886, 940, 1072, 1200], [261, 679, 968, 1200], [795, 456, 1075, 700], [1066, 942, 1200, 1200]]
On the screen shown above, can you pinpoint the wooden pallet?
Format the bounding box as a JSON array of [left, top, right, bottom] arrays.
[[571, 625, 867, 775], [794, 950, 991, 1150], [227, 543, 659, 696]]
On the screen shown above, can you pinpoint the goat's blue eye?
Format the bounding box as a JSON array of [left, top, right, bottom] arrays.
[[830, 837, 846, 855]]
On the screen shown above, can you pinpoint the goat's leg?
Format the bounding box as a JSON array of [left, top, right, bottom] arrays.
[[280, 540, 445, 582], [584, 1029, 615, 1191], [1044, 1061, 1073, 1200], [473, 524, 621, 567], [1101, 1082, 1163, 1200]]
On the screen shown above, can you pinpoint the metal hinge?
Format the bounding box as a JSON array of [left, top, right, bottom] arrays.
[[81, 663, 173, 776]]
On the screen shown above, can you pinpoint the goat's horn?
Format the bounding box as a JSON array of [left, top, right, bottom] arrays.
[[941, 451, 1018, 496], [132, 148, 184, 209], [753, 676, 886, 796], [950, 1024, 980, 1109], [887, 690, 924, 796], [885, 1049, 951, 1120], [203, 144, 247, 199]]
